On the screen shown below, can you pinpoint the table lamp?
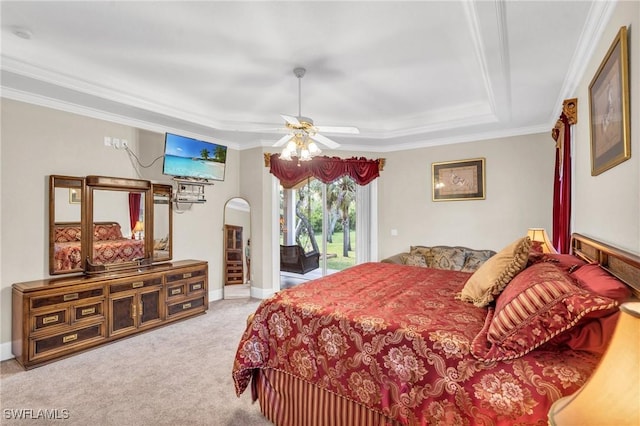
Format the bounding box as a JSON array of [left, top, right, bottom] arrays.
[[133, 221, 144, 240], [526, 228, 556, 253], [548, 301, 640, 425]]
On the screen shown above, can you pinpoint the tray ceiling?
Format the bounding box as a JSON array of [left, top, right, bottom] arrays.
[[0, 1, 613, 152]]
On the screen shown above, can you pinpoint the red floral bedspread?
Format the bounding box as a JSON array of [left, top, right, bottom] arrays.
[[54, 239, 144, 270], [233, 262, 600, 425]]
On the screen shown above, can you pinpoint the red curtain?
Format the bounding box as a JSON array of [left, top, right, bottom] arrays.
[[128, 192, 141, 239], [552, 114, 572, 253], [268, 154, 383, 188]]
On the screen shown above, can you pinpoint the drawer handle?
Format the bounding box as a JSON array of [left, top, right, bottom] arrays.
[[64, 293, 79, 301], [81, 307, 96, 316], [182, 302, 192, 310], [171, 288, 182, 295], [191, 284, 202, 290], [183, 273, 192, 279], [43, 315, 59, 324], [63, 334, 78, 343], [132, 281, 144, 288]]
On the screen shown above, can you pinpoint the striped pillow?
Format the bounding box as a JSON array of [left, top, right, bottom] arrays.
[[471, 262, 618, 362]]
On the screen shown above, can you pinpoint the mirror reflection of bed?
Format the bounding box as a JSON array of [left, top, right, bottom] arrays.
[[223, 198, 251, 299]]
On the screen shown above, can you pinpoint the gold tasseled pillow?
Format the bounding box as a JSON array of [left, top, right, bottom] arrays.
[[458, 236, 532, 307]]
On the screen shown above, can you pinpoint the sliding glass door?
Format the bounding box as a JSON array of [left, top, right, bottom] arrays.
[[280, 176, 367, 280]]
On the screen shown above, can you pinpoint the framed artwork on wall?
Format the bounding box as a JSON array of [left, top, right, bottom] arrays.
[[589, 26, 630, 176], [432, 158, 485, 201], [69, 188, 81, 204]]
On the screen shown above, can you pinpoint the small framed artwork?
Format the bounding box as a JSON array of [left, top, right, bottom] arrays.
[[69, 188, 81, 204], [589, 26, 630, 176], [432, 158, 485, 201]]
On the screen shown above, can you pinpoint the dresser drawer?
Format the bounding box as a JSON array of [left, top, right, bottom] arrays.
[[110, 277, 162, 294], [33, 310, 67, 331], [166, 296, 206, 318], [187, 279, 205, 295], [31, 323, 106, 360], [166, 283, 186, 300], [31, 288, 104, 309], [73, 301, 104, 322], [165, 268, 206, 284]]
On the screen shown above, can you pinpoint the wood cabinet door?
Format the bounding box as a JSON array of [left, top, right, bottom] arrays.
[[139, 288, 162, 326], [109, 293, 136, 336]]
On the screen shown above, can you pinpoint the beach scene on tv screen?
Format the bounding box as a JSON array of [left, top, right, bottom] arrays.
[[164, 134, 226, 180]]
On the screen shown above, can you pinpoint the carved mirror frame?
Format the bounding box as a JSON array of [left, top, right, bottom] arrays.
[[49, 175, 173, 276], [151, 183, 173, 263], [49, 175, 86, 275]]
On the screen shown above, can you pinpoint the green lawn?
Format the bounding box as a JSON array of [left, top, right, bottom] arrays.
[[315, 230, 356, 271]]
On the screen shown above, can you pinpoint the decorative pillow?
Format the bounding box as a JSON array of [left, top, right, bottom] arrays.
[[430, 246, 466, 270], [401, 253, 428, 267], [470, 262, 619, 362], [154, 237, 168, 251], [461, 249, 496, 273], [410, 246, 433, 266], [570, 264, 632, 302], [546, 311, 621, 355], [458, 236, 532, 307], [94, 223, 123, 241], [54, 226, 82, 243], [528, 252, 587, 272]]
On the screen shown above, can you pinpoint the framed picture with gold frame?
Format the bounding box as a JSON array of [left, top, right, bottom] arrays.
[[589, 26, 630, 176], [432, 158, 485, 201], [69, 188, 81, 204]]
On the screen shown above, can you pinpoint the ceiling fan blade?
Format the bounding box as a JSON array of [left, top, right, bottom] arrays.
[[310, 133, 340, 149], [315, 125, 360, 135], [273, 133, 293, 147], [281, 114, 301, 126]]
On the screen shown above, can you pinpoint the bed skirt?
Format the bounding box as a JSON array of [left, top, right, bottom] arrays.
[[255, 368, 402, 426]]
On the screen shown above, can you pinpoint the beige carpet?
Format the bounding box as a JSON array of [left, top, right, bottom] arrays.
[[0, 299, 271, 426]]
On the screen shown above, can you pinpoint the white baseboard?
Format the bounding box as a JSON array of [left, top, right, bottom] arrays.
[[250, 285, 274, 299], [1, 341, 14, 362], [209, 288, 222, 301]]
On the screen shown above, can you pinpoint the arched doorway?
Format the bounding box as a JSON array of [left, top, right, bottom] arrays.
[[223, 197, 251, 299]]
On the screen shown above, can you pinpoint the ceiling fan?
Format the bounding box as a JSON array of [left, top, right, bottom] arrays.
[[274, 67, 359, 160]]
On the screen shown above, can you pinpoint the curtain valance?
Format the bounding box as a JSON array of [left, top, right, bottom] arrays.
[[264, 154, 385, 188]]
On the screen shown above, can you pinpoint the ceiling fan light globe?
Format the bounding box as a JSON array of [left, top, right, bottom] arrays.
[[300, 149, 311, 161], [308, 141, 321, 154], [280, 148, 292, 161], [286, 140, 297, 151]]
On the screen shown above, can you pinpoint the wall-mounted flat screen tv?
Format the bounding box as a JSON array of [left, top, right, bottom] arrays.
[[162, 133, 227, 182]]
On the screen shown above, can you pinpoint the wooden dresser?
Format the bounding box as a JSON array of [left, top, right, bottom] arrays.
[[224, 225, 244, 285], [12, 260, 208, 369]]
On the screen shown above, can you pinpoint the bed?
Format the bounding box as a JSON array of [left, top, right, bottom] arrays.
[[232, 233, 638, 425], [54, 221, 145, 271]]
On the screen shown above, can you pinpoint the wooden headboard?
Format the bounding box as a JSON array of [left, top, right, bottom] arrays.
[[571, 233, 640, 298]]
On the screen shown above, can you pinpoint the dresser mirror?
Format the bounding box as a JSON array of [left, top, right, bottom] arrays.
[[152, 184, 173, 262], [49, 175, 173, 275], [85, 176, 152, 274], [49, 175, 86, 275]]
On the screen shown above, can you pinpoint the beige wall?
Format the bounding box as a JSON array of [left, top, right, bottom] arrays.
[[377, 133, 555, 259], [0, 99, 240, 359], [572, 0, 639, 253]]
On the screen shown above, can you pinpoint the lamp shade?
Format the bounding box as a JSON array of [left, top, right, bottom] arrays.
[[526, 228, 556, 253], [548, 302, 640, 426], [133, 221, 144, 233]]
